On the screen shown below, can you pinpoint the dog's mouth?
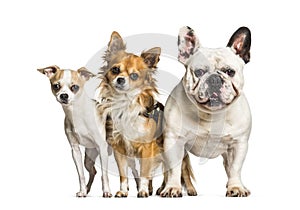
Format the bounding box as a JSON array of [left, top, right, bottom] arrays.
[[58, 99, 70, 105], [206, 93, 223, 107], [196, 86, 238, 111], [56, 97, 70, 106], [197, 92, 224, 110], [113, 84, 130, 93]]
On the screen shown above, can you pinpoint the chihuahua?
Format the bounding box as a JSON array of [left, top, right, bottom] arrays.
[[38, 66, 112, 197], [97, 32, 197, 197]]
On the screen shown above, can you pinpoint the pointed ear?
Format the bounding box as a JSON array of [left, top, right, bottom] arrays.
[[227, 27, 251, 64], [178, 26, 201, 64], [37, 65, 60, 78], [77, 67, 95, 81], [107, 31, 126, 54], [141, 47, 161, 68]]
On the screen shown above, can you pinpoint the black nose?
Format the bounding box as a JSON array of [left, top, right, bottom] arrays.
[[206, 74, 223, 91], [117, 77, 125, 85], [60, 93, 69, 100]]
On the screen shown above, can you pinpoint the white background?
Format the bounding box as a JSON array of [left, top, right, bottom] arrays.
[[1, 0, 299, 209]]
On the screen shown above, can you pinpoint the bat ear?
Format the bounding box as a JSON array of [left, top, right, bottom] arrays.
[[178, 26, 201, 64], [77, 67, 95, 81], [37, 65, 60, 78], [227, 27, 251, 64], [141, 47, 161, 68]]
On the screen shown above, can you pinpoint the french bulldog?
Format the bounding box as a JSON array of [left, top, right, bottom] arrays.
[[160, 26, 252, 197]]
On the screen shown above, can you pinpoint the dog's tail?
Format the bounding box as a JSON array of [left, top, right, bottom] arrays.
[[181, 153, 198, 196], [182, 153, 195, 181]]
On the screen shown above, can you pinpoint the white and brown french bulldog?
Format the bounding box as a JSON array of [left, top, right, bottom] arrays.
[[160, 26, 252, 197]]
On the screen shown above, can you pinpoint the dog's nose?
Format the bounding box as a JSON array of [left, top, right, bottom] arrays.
[[60, 93, 69, 100], [206, 74, 223, 91], [117, 77, 125, 85]]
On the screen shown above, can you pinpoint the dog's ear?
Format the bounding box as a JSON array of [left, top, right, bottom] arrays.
[[37, 65, 60, 78], [77, 67, 95, 81], [227, 27, 251, 64], [141, 47, 161, 68], [107, 31, 126, 54], [178, 26, 201, 64]]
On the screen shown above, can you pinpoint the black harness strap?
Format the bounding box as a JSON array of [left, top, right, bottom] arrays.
[[142, 101, 164, 120]]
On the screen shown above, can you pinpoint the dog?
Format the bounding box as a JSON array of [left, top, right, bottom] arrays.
[[37, 66, 112, 197], [160, 26, 252, 197], [97, 31, 197, 197]]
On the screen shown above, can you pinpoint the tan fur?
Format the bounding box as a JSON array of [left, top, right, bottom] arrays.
[[98, 31, 196, 197]]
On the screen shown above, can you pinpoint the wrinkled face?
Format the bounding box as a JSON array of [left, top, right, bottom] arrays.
[[38, 66, 94, 106], [185, 48, 245, 111], [106, 54, 150, 93], [178, 26, 251, 111]]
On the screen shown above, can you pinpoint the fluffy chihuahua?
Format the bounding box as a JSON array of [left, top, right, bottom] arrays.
[[97, 32, 197, 197]]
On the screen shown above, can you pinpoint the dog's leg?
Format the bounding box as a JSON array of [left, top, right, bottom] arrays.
[[70, 144, 87, 197], [160, 132, 184, 197], [84, 148, 98, 194], [181, 154, 197, 196], [148, 179, 153, 196], [114, 151, 129, 197], [95, 115, 112, 198], [138, 157, 152, 198], [97, 142, 112, 198], [65, 118, 87, 197], [128, 158, 140, 191], [224, 139, 250, 197]]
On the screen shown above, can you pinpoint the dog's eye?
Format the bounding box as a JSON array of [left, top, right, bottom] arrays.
[[194, 69, 206, 77], [52, 83, 60, 91], [129, 73, 139, 81], [111, 66, 120, 75], [71, 84, 79, 93], [223, 68, 236, 77]]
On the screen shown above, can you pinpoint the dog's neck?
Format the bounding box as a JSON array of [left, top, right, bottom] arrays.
[[62, 90, 94, 119]]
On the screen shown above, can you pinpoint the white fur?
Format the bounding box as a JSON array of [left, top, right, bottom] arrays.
[[109, 90, 151, 143], [161, 38, 251, 197], [53, 71, 111, 197]]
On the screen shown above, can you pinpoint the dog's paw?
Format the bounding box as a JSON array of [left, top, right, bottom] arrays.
[[137, 190, 149, 198], [187, 188, 197, 196], [115, 191, 128, 198], [160, 187, 182, 198], [103, 192, 112, 198], [226, 186, 250, 197], [76, 191, 87, 197]]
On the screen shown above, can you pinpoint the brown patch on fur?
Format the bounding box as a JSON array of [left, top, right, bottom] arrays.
[[97, 31, 196, 196]]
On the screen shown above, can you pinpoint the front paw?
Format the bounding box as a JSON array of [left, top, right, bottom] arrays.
[[115, 191, 128, 198], [76, 191, 87, 197], [103, 192, 112, 198], [137, 190, 149, 198], [160, 187, 182, 198], [226, 186, 250, 197]]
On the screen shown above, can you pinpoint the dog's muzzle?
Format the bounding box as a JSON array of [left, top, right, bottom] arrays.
[[59, 93, 69, 104], [114, 77, 126, 90], [205, 74, 224, 107]]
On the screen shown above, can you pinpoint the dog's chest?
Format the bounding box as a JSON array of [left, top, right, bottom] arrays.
[[186, 133, 234, 158], [65, 104, 98, 148], [110, 97, 148, 141]]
